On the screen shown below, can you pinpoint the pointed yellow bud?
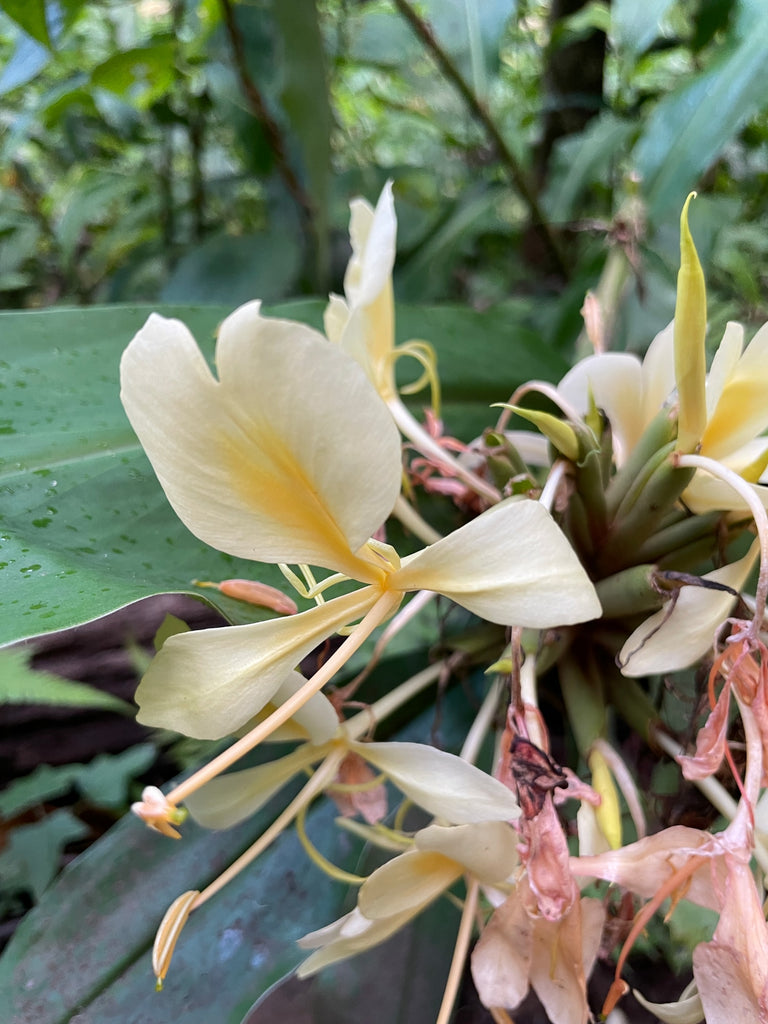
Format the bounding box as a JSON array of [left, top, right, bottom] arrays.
[[674, 193, 707, 452], [588, 747, 621, 850]]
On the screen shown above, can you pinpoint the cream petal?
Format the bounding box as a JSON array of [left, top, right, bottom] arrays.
[[502, 430, 551, 466], [705, 321, 744, 419], [558, 353, 645, 463], [723, 437, 768, 477], [216, 301, 402, 569], [619, 541, 759, 677], [339, 284, 396, 399], [344, 200, 374, 300], [344, 182, 396, 309], [323, 293, 349, 345], [334, 306, 376, 381], [121, 305, 401, 579], [185, 743, 326, 829], [683, 474, 768, 515], [414, 821, 519, 883], [353, 740, 520, 823], [633, 985, 705, 1024], [703, 321, 768, 459], [390, 498, 601, 627], [136, 587, 379, 738], [235, 670, 339, 745], [358, 848, 462, 919], [296, 906, 417, 976], [268, 671, 339, 745], [641, 321, 677, 424]]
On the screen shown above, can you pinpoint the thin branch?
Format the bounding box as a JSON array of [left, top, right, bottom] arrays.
[[218, 0, 314, 226], [391, 0, 569, 278]]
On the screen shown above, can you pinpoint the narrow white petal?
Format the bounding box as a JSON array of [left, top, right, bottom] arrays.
[[136, 587, 379, 738], [641, 321, 676, 426], [704, 320, 768, 459], [344, 182, 396, 309], [705, 321, 744, 419], [390, 499, 601, 627], [683, 474, 768, 515], [121, 305, 401, 578], [502, 430, 551, 467], [619, 541, 759, 676], [633, 985, 704, 1024], [185, 743, 326, 829], [296, 906, 418, 976], [353, 740, 520, 823], [323, 293, 350, 345]]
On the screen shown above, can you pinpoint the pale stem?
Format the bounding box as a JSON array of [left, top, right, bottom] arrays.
[[167, 590, 402, 806], [495, 380, 583, 433], [191, 748, 346, 910], [388, 396, 501, 504], [519, 654, 544, 749], [538, 458, 569, 514], [675, 453, 768, 638], [392, 493, 443, 545], [460, 675, 502, 765], [435, 877, 480, 1024], [345, 659, 445, 740]]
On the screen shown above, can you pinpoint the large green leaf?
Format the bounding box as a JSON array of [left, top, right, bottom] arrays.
[[0, 683, 476, 1023], [0, 305, 301, 647], [1, 301, 565, 648], [242, 898, 456, 1024], [0, 785, 358, 1023]]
